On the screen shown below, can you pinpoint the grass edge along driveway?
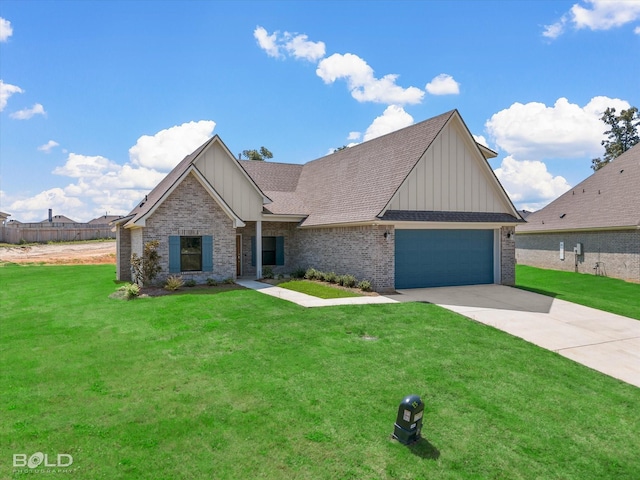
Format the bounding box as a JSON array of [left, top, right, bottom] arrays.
[[516, 264, 640, 320], [1, 264, 639, 479]]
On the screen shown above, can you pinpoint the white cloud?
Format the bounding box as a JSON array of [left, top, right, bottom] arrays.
[[254, 26, 281, 58], [53, 153, 121, 178], [7, 120, 217, 222], [572, 0, 640, 30], [10, 103, 46, 120], [425, 74, 460, 95], [254, 26, 325, 62], [284, 33, 325, 61], [316, 53, 424, 105], [38, 140, 60, 153], [636, 25, 640, 34], [7, 188, 85, 222], [0, 17, 12, 42], [0, 80, 23, 111], [485, 96, 631, 159], [472, 135, 489, 148], [129, 120, 216, 170], [363, 105, 414, 142], [544, 0, 640, 38], [494, 156, 571, 210], [347, 131, 361, 141]]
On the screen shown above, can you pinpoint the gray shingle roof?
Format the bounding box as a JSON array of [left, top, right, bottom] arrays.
[[517, 144, 640, 232], [125, 110, 518, 229], [239, 110, 455, 226], [381, 210, 523, 223]]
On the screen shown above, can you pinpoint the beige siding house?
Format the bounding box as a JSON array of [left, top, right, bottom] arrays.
[[115, 110, 523, 291], [516, 144, 640, 283]]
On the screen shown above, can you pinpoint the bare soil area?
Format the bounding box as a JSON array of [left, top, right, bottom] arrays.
[[0, 241, 116, 265]]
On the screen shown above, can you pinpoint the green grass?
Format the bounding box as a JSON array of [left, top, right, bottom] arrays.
[[2, 264, 639, 479], [277, 279, 361, 299], [516, 265, 640, 320]]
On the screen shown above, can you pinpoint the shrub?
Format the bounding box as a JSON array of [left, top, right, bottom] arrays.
[[131, 240, 161, 286], [262, 266, 274, 279], [206, 278, 218, 286], [291, 267, 306, 279], [185, 279, 197, 287], [357, 280, 372, 292], [222, 278, 235, 285], [116, 283, 140, 299], [324, 272, 338, 284], [305, 267, 319, 280], [164, 275, 184, 291], [342, 274, 357, 288]]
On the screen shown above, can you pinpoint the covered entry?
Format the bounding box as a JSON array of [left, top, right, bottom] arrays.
[[395, 229, 495, 289]]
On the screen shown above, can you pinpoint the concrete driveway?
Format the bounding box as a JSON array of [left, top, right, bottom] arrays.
[[386, 285, 640, 388]]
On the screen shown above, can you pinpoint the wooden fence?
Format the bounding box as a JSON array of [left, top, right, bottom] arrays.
[[0, 224, 115, 244]]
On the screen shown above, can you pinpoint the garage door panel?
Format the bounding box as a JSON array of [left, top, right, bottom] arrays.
[[395, 229, 494, 288]]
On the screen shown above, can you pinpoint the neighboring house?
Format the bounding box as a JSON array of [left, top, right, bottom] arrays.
[[516, 144, 640, 283], [40, 215, 78, 224], [0, 211, 9, 225], [88, 215, 122, 225], [115, 110, 523, 291]]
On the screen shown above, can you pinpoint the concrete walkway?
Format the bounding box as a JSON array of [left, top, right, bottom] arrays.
[[235, 279, 398, 308], [386, 285, 640, 388]]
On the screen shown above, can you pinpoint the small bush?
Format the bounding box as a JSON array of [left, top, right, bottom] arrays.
[[291, 267, 306, 279], [277, 273, 285, 280], [262, 266, 274, 279], [185, 279, 197, 288], [164, 275, 184, 291], [357, 280, 372, 292], [222, 278, 235, 285], [206, 278, 218, 286], [342, 274, 357, 288], [116, 283, 140, 299], [324, 272, 338, 284], [305, 268, 319, 280]]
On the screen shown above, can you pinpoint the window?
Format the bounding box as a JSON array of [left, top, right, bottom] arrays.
[[251, 236, 284, 266], [180, 236, 202, 271], [262, 237, 277, 265], [169, 235, 213, 273]]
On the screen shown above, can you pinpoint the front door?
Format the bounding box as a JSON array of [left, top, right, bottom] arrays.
[[236, 234, 242, 276]]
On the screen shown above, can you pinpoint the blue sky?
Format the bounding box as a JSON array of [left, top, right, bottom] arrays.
[[1, 0, 639, 222]]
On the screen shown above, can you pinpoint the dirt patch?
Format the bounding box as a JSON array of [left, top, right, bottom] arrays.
[[0, 241, 116, 265]]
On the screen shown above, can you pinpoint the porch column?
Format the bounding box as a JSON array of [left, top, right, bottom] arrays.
[[255, 218, 262, 279]]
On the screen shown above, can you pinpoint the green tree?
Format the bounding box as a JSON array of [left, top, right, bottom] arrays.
[[241, 146, 273, 161], [591, 106, 639, 171], [333, 145, 348, 153]]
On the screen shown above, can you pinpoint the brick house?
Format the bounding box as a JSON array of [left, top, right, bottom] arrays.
[[114, 110, 522, 291], [516, 144, 640, 283]]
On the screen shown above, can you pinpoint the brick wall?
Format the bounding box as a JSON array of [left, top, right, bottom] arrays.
[[516, 230, 640, 283], [142, 172, 237, 284], [292, 225, 395, 292], [500, 226, 516, 285], [116, 225, 132, 281]]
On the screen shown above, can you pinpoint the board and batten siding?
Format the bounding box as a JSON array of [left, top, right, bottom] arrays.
[[194, 141, 264, 221], [387, 122, 511, 214]]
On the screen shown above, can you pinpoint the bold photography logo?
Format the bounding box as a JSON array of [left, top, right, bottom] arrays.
[[13, 452, 73, 469]]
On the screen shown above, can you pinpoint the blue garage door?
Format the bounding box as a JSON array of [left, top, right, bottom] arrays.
[[395, 229, 494, 289]]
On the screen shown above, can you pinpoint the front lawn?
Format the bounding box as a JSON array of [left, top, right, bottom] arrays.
[[2, 264, 639, 479], [516, 265, 640, 320]]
